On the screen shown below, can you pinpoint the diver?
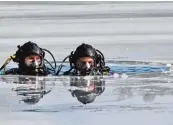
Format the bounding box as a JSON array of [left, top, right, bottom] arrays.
[[12, 76, 54, 105], [68, 75, 105, 104], [0, 41, 57, 76], [56, 43, 111, 76]]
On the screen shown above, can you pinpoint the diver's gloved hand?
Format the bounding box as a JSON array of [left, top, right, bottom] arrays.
[[78, 69, 93, 76], [79, 66, 110, 76], [20, 67, 46, 76], [76, 68, 102, 76], [101, 66, 110, 72]]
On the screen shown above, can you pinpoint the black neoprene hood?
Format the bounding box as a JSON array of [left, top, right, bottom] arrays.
[[16, 41, 43, 59], [73, 43, 97, 63]]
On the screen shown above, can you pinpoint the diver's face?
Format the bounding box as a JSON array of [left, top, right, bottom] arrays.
[[25, 54, 42, 68], [76, 57, 94, 73]]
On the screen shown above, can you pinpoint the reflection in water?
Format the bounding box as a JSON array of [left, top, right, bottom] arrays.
[[1, 74, 173, 109], [113, 79, 173, 103], [11, 76, 54, 105], [143, 93, 156, 103], [68, 76, 105, 104]]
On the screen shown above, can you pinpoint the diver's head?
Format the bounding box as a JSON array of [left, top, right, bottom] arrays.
[[70, 76, 105, 104], [72, 90, 97, 104], [23, 95, 41, 105], [15, 41, 45, 75], [71, 43, 99, 75]]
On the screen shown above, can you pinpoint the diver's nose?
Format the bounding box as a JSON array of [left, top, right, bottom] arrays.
[[81, 62, 90, 70], [32, 60, 40, 67], [85, 62, 91, 69]]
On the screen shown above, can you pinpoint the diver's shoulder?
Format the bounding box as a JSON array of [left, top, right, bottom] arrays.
[[63, 71, 75, 76], [5, 68, 19, 75]]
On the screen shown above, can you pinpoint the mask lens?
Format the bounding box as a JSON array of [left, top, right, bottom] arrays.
[[25, 55, 41, 67]]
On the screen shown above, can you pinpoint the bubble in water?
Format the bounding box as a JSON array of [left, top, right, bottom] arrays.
[[113, 73, 120, 79], [121, 73, 128, 79], [166, 63, 172, 72], [166, 63, 172, 68]]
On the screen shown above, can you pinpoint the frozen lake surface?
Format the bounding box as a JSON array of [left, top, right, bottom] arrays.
[[0, 1, 173, 125]]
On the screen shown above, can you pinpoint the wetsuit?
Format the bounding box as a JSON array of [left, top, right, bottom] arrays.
[[5, 65, 52, 76]]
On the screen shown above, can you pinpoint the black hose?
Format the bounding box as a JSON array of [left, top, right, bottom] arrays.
[[96, 49, 105, 66], [56, 55, 70, 75], [0, 64, 6, 72], [44, 58, 55, 71], [47, 67, 56, 72], [42, 48, 57, 70], [96, 49, 105, 62]]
